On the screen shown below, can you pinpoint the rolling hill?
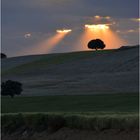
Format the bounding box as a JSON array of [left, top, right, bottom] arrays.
[[1, 46, 139, 96]]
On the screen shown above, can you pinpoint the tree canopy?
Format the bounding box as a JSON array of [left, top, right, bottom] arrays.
[[1, 80, 23, 98], [88, 39, 106, 50], [1, 53, 7, 59]]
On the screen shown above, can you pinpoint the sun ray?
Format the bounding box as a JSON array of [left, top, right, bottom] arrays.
[[38, 33, 66, 53], [20, 30, 72, 55], [74, 24, 127, 50]]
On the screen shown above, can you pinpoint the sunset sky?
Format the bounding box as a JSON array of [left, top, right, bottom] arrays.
[[2, 0, 139, 57]]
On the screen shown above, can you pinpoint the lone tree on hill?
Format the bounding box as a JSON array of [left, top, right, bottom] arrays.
[[1, 80, 23, 98], [88, 39, 106, 50], [1, 53, 7, 59]]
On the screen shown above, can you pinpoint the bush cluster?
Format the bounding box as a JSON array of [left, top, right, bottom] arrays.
[[1, 113, 138, 134]]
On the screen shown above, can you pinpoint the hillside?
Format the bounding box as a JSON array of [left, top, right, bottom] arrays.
[[1, 46, 139, 96]]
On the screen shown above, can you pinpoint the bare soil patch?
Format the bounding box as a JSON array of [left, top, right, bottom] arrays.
[[2, 127, 139, 140]]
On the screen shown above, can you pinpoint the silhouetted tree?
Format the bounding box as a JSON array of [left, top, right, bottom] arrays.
[[88, 39, 106, 50], [1, 80, 23, 98], [1, 53, 7, 59]]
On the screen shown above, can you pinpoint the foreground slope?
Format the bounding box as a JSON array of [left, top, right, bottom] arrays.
[[2, 46, 139, 96]]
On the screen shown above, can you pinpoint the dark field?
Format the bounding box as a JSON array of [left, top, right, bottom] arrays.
[[2, 93, 138, 114], [1, 47, 139, 140], [2, 47, 139, 96]]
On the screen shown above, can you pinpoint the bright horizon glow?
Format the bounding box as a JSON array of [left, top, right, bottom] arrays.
[[56, 29, 72, 33], [74, 24, 126, 51], [85, 24, 109, 30]]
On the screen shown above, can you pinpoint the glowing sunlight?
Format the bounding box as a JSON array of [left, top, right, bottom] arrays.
[[74, 24, 126, 50]]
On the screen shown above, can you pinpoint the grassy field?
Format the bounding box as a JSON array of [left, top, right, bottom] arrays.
[[2, 48, 139, 137], [2, 93, 138, 114], [2, 49, 113, 75], [2, 93, 139, 136], [2, 47, 138, 96], [2, 48, 139, 139]]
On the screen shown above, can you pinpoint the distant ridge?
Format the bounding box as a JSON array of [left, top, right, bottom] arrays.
[[118, 45, 139, 50]]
